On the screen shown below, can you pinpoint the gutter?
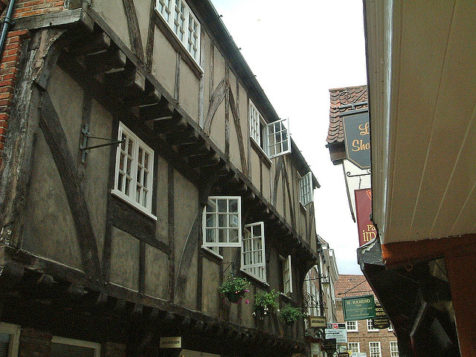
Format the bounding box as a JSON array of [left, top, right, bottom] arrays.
[[0, 0, 15, 60]]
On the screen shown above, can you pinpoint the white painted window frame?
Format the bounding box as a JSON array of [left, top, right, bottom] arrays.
[[282, 255, 293, 294], [348, 342, 360, 353], [51, 336, 101, 357], [389, 341, 399, 357], [0, 322, 20, 357], [367, 319, 379, 332], [241, 221, 266, 283], [345, 320, 358, 332], [266, 117, 291, 158], [112, 122, 156, 220], [369, 342, 382, 357], [155, 0, 201, 63], [202, 196, 242, 248], [299, 171, 313, 206], [249, 100, 291, 159]]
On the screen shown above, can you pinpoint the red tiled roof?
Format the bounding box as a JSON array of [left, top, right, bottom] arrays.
[[335, 274, 375, 298], [326, 85, 368, 144]]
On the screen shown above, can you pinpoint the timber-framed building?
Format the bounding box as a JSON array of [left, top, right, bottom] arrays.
[[0, 1, 321, 356]]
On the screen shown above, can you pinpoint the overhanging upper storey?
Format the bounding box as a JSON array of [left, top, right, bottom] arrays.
[[364, 0, 476, 246]]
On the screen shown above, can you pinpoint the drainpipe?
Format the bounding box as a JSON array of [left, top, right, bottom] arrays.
[[0, 0, 16, 60]]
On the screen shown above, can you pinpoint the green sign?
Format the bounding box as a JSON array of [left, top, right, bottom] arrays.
[[343, 112, 370, 169], [342, 295, 376, 321]]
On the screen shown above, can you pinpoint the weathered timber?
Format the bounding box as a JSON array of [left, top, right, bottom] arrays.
[[168, 165, 175, 301], [145, 0, 156, 71], [174, 53, 181, 101], [166, 128, 199, 146], [13, 8, 86, 31], [228, 88, 248, 175], [121, 0, 144, 62], [225, 66, 230, 157], [83, 46, 128, 75], [0, 30, 65, 249], [69, 31, 111, 56], [39, 92, 102, 283], [204, 79, 228, 134]]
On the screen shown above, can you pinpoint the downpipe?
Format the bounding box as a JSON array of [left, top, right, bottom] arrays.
[[0, 0, 16, 60]]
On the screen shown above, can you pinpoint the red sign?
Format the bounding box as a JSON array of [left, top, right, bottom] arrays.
[[355, 189, 377, 246]]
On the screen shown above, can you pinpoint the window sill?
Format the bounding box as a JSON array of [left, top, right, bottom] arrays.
[[279, 292, 293, 303], [111, 189, 157, 221], [240, 268, 269, 288], [152, 11, 204, 79], [201, 246, 223, 262], [250, 139, 272, 168]]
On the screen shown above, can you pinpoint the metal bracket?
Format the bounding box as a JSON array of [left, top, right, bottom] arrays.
[[80, 124, 124, 163], [346, 169, 371, 178]]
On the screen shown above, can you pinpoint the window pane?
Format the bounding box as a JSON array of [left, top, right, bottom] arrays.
[[206, 214, 216, 227], [218, 214, 227, 227], [218, 199, 227, 212], [0, 334, 10, 357], [229, 214, 239, 227], [229, 229, 238, 242], [218, 229, 226, 242], [206, 229, 216, 243]]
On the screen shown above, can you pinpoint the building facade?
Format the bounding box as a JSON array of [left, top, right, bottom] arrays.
[[0, 1, 320, 356], [361, 1, 476, 356], [335, 275, 398, 357]]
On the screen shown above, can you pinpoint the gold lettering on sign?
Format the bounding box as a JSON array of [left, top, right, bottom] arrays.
[[352, 139, 371, 152], [362, 224, 377, 242], [359, 122, 370, 135]]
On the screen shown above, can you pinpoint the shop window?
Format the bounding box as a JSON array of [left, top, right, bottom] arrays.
[[369, 342, 381, 357], [112, 122, 155, 219], [0, 323, 20, 357], [241, 222, 266, 282], [346, 321, 358, 332], [50, 337, 100, 357]]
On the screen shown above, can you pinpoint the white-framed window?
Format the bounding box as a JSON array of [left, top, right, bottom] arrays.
[[51, 336, 101, 357], [345, 321, 358, 332], [249, 100, 291, 159], [348, 342, 360, 353], [390, 341, 399, 357], [112, 122, 155, 219], [241, 222, 266, 282], [299, 172, 313, 206], [281, 255, 293, 294], [369, 342, 381, 357], [155, 0, 201, 63], [388, 323, 394, 331], [367, 319, 379, 332], [0, 322, 20, 357], [203, 197, 241, 248]]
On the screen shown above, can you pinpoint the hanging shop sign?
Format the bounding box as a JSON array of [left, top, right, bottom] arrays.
[[323, 338, 337, 352], [160, 336, 182, 349], [342, 295, 376, 321], [372, 304, 390, 329], [325, 325, 347, 343], [309, 316, 327, 328], [343, 111, 371, 169], [355, 189, 377, 246]]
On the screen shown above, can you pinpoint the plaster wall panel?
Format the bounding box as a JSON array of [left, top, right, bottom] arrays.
[[250, 151, 260, 190], [92, 0, 131, 52], [155, 156, 169, 244], [47, 67, 83, 167], [200, 34, 211, 128], [144, 245, 169, 299], [213, 46, 225, 86], [179, 61, 199, 121], [133, 0, 150, 56], [22, 132, 82, 270], [152, 27, 176, 97], [209, 102, 225, 152], [83, 99, 114, 263], [201, 258, 220, 317], [262, 163, 271, 202], [110, 227, 140, 291]]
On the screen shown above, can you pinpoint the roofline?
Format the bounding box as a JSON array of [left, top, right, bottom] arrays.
[[190, 0, 319, 188], [329, 84, 367, 92]]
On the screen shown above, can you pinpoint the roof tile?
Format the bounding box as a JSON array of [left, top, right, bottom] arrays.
[[326, 85, 368, 144]]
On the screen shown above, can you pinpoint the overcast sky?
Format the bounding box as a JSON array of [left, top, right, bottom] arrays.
[[210, 0, 367, 274]]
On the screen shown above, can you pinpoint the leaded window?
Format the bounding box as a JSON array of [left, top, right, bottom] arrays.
[[299, 172, 313, 206]]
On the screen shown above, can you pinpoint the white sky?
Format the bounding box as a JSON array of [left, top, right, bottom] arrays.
[[210, 0, 367, 274]]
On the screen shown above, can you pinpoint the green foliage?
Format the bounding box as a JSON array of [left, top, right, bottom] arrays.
[[218, 274, 250, 301], [279, 305, 304, 325], [254, 289, 279, 312]]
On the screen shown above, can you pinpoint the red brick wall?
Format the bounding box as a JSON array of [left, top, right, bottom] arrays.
[[0, 29, 28, 166], [13, 0, 65, 19]]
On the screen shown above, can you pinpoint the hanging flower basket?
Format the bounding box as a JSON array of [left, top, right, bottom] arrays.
[[279, 305, 304, 326], [218, 275, 250, 304], [253, 290, 279, 319]]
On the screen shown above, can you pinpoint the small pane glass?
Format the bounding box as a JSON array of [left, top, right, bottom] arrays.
[[218, 199, 227, 212], [206, 214, 215, 228], [206, 229, 215, 243], [218, 229, 226, 243], [218, 214, 227, 227], [229, 199, 238, 212], [229, 214, 239, 227], [206, 200, 216, 213], [229, 229, 238, 242]]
